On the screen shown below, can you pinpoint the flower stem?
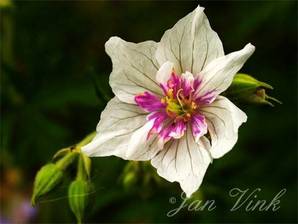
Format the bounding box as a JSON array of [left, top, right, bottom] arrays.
[[77, 132, 96, 148], [56, 152, 78, 170]]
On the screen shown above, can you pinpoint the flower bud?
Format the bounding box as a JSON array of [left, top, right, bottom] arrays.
[[31, 152, 79, 206], [68, 153, 93, 223], [123, 172, 138, 190], [121, 161, 139, 190], [31, 163, 63, 206], [68, 179, 93, 224], [142, 161, 162, 185], [226, 73, 281, 106], [121, 161, 163, 191]]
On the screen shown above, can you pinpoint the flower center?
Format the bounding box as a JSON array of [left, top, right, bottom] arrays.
[[134, 69, 216, 145], [162, 88, 198, 122]]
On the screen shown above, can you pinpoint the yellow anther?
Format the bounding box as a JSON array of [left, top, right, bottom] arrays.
[[182, 113, 192, 122], [191, 102, 197, 110], [167, 89, 174, 98]]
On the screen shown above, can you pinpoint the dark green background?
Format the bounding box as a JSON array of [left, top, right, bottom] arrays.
[[1, 1, 297, 223]]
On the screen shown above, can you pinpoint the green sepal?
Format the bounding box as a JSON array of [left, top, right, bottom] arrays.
[[56, 151, 79, 171], [81, 153, 92, 179], [52, 147, 71, 160]]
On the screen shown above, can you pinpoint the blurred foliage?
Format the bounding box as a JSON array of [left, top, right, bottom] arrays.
[[0, 1, 297, 223]]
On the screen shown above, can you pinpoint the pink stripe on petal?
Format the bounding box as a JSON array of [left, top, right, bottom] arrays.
[[191, 114, 207, 142], [193, 78, 202, 91], [169, 120, 187, 139], [135, 92, 165, 112], [195, 90, 217, 105], [159, 125, 172, 141], [157, 125, 173, 149], [181, 78, 193, 97], [160, 83, 168, 95], [148, 112, 168, 133], [157, 120, 187, 149]]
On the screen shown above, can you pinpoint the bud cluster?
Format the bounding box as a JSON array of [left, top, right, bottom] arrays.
[[31, 132, 96, 224], [225, 73, 281, 106]]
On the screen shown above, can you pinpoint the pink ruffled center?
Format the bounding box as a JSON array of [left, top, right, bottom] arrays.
[[135, 72, 215, 146]]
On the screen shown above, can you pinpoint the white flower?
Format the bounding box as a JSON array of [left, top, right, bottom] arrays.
[[82, 5, 255, 197]]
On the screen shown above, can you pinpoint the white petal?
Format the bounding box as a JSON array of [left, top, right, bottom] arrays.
[[105, 37, 162, 104], [126, 119, 161, 160], [156, 61, 174, 84], [151, 129, 212, 197], [155, 5, 224, 75], [197, 43, 255, 96], [82, 97, 155, 161], [200, 96, 247, 159], [181, 71, 194, 83], [180, 173, 204, 198]]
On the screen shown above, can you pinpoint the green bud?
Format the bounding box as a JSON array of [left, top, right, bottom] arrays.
[[226, 73, 281, 106], [31, 163, 63, 206], [121, 161, 163, 191], [123, 161, 139, 174], [123, 172, 137, 189], [68, 179, 93, 224], [142, 162, 162, 186], [68, 153, 93, 223], [32, 152, 79, 206], [121, 161, 139, 190]]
